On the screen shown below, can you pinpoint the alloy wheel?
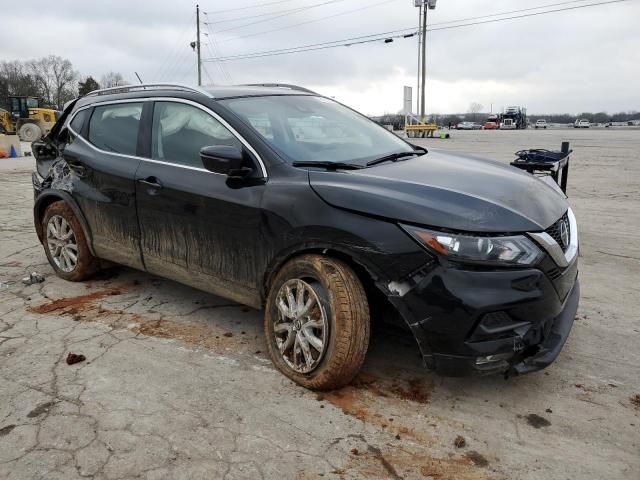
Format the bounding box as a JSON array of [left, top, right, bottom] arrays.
[[273, 279, 329, 374], [46, 215, 79, 273]]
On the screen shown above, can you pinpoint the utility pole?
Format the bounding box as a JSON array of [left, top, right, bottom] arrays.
[[420, 5, 427, 120], [196, 4, 202, 86], [414, 1, 437, 121], [416, 4, 422, 116]]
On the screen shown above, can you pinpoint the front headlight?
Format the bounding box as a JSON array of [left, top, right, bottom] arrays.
[[401, 224, 543, 266]]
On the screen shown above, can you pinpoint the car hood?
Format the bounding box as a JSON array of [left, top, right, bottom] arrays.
[[308, 150, 568, 232]]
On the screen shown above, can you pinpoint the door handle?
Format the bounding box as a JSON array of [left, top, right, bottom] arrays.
[[137, 177, 163, 190]]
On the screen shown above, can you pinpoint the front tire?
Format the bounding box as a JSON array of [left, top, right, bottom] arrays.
[[42, 201, 98, 281], [264, 255, 370, 390]]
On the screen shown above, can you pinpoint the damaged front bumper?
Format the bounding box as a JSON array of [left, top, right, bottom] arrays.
[[386, 256, 579, 377]]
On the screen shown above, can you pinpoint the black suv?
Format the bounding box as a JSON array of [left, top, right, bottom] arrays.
[[32, 83, 579, 389]]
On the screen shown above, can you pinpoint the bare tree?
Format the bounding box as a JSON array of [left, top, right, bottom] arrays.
[[27, 55, 78, 108], [467, 102, 484, 122], [100, 72, 127, 88]]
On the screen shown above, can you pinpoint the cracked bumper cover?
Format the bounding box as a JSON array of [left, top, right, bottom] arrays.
[[386, 257, 579, 377]]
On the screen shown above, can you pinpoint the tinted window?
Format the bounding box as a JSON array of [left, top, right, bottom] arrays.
[[69, 109, 89, 136], [88, 103, 143, 155], [152, 101, 241, 168]]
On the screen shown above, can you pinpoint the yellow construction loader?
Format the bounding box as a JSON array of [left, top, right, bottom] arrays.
[[0, 96, 59, 142]]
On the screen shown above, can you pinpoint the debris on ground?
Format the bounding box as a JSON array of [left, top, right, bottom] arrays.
[[631, 394, 640, 410], [454, 435, 467, 448], [66, 353, 86, 365], [350, 448, 359, 455], [524, 413, 552, 428], [21, 271, 45, 285], [0, 281, 9, 291], [546, 408, 553, 413], [465, 451, 489, 467], [223, 332, 233, 337]]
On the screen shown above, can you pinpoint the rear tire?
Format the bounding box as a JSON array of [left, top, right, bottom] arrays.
[[264, 254, 370, 390], [42, 201, 98, 281], [19, 123, 42, 142]]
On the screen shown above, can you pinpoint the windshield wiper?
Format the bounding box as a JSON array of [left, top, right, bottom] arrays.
[[292, 161, 363, 170], [366, 150, 422, 167]]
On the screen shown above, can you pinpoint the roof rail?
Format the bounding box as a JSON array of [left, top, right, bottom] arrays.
[[244, 83, 316, 94], [85, 83, 212, 98]]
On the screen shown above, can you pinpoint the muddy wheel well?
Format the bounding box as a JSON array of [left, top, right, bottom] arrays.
[[263, 248, 399, 328], [34, 195, 62, 241], [34, 193, 95, 256]]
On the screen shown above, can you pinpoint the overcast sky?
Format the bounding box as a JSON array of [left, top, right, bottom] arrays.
[[3, 0, 639, 115]]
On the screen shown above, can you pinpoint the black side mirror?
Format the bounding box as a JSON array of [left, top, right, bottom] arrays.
[[200, 145, 253, 178]]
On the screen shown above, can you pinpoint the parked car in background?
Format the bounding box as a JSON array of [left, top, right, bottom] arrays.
[[457, 121, 482, 130], [535, 119, 548, 129], [574, 119, 590, 128], [483, 121, 499, 130], [31, 83, 580, 389]]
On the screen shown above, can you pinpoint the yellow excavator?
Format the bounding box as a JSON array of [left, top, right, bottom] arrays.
[[0, 96, 59, 142]]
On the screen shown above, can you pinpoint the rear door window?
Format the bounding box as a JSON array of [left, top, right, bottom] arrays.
[[88, 103, 143, 155], [69, 109, 90, 136], [151, 101, 241, 168]]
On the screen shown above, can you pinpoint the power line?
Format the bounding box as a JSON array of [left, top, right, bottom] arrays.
[[204, 0, 298, 15], [427, 0, 632, 32], [428, 0, 597, 27], [203, 27, 417, 62], [209, 0, 347, 33], [206, 0, 632, 61], [217, 0, 398, 43], [203, 25, 234, 83], [204, 0, 347, 25], [153, 13, 195, 81]]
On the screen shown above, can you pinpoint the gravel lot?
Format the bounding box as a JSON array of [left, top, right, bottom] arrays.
[[0, 129, 638, 480]]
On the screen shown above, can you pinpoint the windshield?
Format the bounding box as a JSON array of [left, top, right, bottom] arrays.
[[220, 95, 414, 165]]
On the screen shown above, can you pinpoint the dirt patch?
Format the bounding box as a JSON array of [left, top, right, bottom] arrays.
[[28, 289, 250, 353], [630, 394, 640, 410], [366, 444, 402, 480], [133, 318, 246, 350], [524, 413, 551, 428], [1, 261, 22, 267], [338, 444, 490, 480], [317, 386, 369, 421], [26, 401, 56, 418], [316, 373, 434, 443], [389, 378, 432, 404], [0, 425, 16, 436], [29, 288, 122, 314]]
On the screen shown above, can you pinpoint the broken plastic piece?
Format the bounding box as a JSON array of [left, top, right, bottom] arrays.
[[21, 272, 45, 285]]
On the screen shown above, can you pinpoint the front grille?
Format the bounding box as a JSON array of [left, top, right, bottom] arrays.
[[544, 211, 570, 251]]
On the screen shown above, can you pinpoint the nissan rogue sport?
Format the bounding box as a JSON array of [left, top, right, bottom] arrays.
[[31, 83, 580, 390]]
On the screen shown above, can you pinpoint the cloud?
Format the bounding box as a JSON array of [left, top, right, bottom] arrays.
[[1, 0, 638, 114]]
